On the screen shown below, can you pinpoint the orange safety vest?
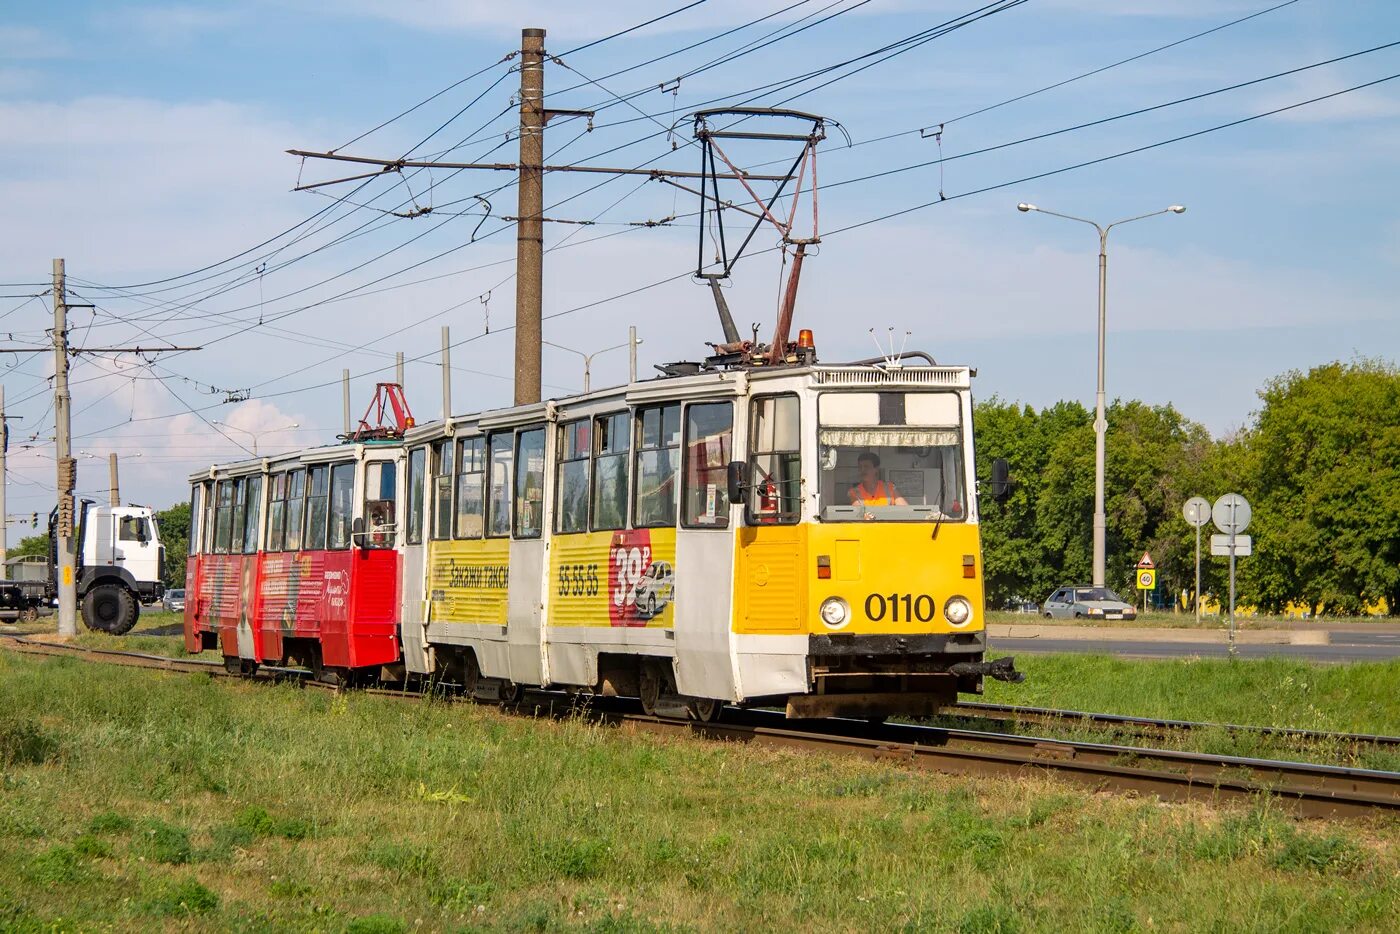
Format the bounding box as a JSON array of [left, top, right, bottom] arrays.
[[850, 480, 898, 505]]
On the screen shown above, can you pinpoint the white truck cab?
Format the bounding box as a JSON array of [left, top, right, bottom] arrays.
[[75, 503, 166, 633]]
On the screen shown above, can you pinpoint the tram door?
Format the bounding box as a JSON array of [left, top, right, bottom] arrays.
[[398, 445, 431, 674], [506, 425, 548, 686], [671, 399, 739, 699], [351, 456, 403, 667]]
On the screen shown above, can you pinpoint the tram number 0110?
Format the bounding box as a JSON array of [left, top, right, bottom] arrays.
[[864, 593, 937, 623]]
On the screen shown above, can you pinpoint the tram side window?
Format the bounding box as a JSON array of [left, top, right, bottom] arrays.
[[364, 461, 397, 548], [229, 479, 247, 552], [455, 437, 485, 539], [432, 439, 454, 540], [633, 404, 680, 528], [406, 447, 426, 545], [267, 473, 287, 551], [591, 413, 629, 531], [243, 476, 263, 553], [284, 469, 306, 551], [188, 484, 203, 555], [682, 402, 733, 528], [328, 462, 355, 549], [214, 480, 235, 554], [749, 395, 802, 524], [486, 433, 513, 538], [304, 465, 330, 551], [556, 420, 590, 534], [515, 427, 545, 539]]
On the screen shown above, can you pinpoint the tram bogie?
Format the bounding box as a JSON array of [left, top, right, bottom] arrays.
[[184, 357, 1020, 715]]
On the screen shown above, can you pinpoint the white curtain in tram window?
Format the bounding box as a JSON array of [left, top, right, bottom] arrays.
[[818, 428, 959, 447]]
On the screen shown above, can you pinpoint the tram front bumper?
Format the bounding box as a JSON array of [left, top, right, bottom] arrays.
[[789, 631, 1023, 718]]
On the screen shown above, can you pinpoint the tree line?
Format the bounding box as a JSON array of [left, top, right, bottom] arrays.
[[975, 359, 1400, 616]]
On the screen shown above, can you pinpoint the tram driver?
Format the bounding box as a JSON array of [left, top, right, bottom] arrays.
[[848, 451, 907, 507]]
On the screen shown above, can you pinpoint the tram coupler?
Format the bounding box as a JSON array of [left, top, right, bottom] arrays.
[[948, 656, 1025, 683]]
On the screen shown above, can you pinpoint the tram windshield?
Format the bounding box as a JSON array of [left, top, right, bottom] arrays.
[[817, 391, 967, 522]]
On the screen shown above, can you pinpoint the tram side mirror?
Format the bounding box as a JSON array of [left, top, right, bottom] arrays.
[[989, 458, 1011, 501], [726, 461, 749, 504], [351, 516, 366, 547]]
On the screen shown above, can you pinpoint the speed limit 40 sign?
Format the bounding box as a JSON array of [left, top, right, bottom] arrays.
[[1136, 568, 1156, 590]]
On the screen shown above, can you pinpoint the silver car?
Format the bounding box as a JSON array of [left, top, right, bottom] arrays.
[[1042, 586, 1136, 621], [161, 588, 186, 613]]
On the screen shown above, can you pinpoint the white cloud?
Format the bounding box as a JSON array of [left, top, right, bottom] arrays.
[[96, 5, 245, 46], [0, 25, 69, 60]]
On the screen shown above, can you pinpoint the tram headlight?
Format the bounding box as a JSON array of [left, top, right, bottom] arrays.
[[819, 597, 850, 629], [944, 596, 972, 627]]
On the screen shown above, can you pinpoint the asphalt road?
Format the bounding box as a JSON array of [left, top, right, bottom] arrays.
[[990, 627, 1400, 662]]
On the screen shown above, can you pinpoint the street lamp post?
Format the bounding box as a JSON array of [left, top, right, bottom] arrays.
[[543, 333, 643, 393], [1017, 202, 1185, 587], [212, 421, 300, 457]]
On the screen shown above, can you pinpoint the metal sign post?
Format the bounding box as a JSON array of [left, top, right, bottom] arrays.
[[1182, 497, 1211, 625], [1211, 493, 1252, 657]]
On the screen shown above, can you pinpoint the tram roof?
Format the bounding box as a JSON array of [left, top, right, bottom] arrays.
[[193, 359, 973, 479]]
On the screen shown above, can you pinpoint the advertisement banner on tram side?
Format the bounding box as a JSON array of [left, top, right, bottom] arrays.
[[549, 528, 678, 628]]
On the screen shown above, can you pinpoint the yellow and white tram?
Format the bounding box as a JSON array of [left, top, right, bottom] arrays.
[[188, 352, 1020, 719]]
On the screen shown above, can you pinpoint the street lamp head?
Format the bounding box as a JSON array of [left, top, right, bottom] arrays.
[[1017, 202, 1036, 213], [1168, 205, 1186, 214]]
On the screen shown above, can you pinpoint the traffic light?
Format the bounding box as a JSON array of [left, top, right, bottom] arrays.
[[31, 512, 38, 528]]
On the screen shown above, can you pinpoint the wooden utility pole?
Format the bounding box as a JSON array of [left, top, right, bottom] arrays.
[[108, 453, 120, 506], [515, 27, 546, 405], [53, 259, 78, 637]]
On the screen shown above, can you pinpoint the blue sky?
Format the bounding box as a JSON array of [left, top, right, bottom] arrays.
[[1, 0, 1397, 511]]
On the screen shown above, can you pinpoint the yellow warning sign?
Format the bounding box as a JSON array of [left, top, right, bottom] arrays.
[[1136, 568, 1156, 590]]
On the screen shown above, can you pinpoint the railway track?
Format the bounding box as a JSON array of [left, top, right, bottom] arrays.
[[4, 635, 1398, 821], [948, 701, 1400, 753]]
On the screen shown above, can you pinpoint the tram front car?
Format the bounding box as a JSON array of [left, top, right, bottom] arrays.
[[733, 362, 1020, 719]]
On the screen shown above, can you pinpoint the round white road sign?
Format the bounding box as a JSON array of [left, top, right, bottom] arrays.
[[1182, 496, 1211, 528], [1212, 493, 1252, 535]]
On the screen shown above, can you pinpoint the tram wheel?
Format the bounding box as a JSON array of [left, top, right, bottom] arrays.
[[497, 679, 523, 705], [461, 652, 481, 696], [687, 697, 724, 723], [638, 661, 663, 717]]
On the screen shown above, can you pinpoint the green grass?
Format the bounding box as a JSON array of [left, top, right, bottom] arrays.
[[0, 648, 1396, 931], [977, 654, 1400, 771]]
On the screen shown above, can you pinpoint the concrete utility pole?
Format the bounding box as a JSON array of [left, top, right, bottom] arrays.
[[1017, 203, 1185, 588], [342, 369, 352, 436], [53, 258, 78, 637], [441, 326, 452, 419], [628, 325, 638, 383], [395, 351, 405, 388], [108, 453, 120, 506], [515, 27, 546, 406]]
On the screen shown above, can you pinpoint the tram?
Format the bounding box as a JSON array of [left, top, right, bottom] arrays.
[[185, 341, 1021, 719]]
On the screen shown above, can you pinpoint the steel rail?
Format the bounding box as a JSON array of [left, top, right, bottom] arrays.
[[949, 701, 1400, 751], [3, 635, 1397, 820]]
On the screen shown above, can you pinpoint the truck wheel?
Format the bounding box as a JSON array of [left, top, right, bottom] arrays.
[[82, 584, 138, 635]]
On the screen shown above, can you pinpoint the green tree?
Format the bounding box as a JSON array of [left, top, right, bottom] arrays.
[[154, 502, 190, 589], [1236, 360, 1400, 614], [9, 533, 48, 560]]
